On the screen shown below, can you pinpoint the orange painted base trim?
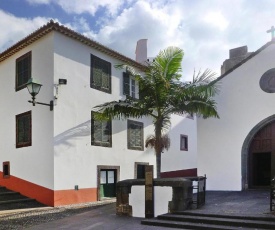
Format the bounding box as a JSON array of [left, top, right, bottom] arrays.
[[0, 172, 98, 206], [54, 188, 97, 206], [0, 171, 54, 206]]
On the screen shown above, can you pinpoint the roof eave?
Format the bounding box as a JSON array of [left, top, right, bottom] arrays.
[[0, 20, 147, 71]]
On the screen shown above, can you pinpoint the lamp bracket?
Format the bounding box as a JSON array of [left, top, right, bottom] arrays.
[[28, 100, 54, 111]]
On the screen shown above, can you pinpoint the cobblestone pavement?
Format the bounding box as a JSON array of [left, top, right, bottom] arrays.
[[0, 190, 274, 230], [0, 199, 118, 230]]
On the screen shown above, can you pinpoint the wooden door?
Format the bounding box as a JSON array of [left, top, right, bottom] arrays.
[[100, 170, 116, 198], [249, 121, 275, 187]]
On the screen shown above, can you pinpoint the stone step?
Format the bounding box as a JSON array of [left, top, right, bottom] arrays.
[[175, 211, 275, 222], [141, 212, 275, 229], [0, 198, 35, 205], [0, 198, 46, 211], [0, 186, 9, 192], [159, 213, 275, 229], [141, 218, 252, 230], [0, 186, 46, 211], [0, 191, 23, 201]]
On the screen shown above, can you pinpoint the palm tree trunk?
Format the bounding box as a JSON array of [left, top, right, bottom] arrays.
[[156, 151, 161, 178], [155, 120, 162, 178]]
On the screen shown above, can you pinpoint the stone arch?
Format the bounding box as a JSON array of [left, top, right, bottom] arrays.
[[241, 114, 275, 190]]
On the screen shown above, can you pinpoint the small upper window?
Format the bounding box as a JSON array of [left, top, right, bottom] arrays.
[[91, 112, 112, 147], [3, 162, 10, 178], [16, 51, 31, 91], [90, 54, 111, 93], [180, 135, 188, 151], [16, 111, 32, 148], [123, 72, 136, 98], [128, 120, 144, 151]]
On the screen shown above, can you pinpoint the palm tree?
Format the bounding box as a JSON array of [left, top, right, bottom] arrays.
[[94, 47, 219, 178]]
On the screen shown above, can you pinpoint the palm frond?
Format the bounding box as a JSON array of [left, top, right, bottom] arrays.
[[151, 46, 184, 82], [115, 64, 143, 80], [190, 69, 220, 97], [145, 134, 171, 152], [93, 99, 153, 120]]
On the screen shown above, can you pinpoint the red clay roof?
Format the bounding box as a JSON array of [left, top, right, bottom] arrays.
[[0, 20, 147, 71]]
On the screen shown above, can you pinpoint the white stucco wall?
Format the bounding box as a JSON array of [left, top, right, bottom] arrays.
[[0, 33, 54, 189], [161, 114, 197, 173], [52, 32, 197, 190], [52, 32, 157, 190], [0, 29, 197, 193], [129, 185, 172, 217], [197, 43, 275, 190]]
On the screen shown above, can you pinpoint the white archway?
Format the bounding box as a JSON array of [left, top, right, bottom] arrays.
[[241, 114, 275, 189]]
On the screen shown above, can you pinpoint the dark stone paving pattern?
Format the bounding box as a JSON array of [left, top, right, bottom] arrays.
[[189, 190, 272, 217], [26, 190, 274, 230], [27, 203, 175, 230]]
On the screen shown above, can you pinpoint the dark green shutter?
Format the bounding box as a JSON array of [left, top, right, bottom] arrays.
[[16, 52, 31, 90], [91, 54, 111, 92], [123, 72, 130, 95], [91, 112, 112, 147], [128, 120, 143, 150], [18, 115, 30, 143], [131, 79, 136, 98]]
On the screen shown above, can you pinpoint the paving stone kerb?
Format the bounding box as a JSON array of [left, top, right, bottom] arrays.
[[116, 178, 193, 216]]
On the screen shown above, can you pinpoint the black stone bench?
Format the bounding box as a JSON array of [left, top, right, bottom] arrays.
[[116, 178, 193, 216]]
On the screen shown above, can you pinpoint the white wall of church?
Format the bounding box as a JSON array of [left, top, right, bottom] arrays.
[[0, 33, 54, 189], [197, 43, 275, 190], [161, 114, 197, 173]]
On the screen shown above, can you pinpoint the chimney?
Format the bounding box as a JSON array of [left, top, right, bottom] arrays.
[[135, 39, 147, 64], [221, 46, 252, 75]]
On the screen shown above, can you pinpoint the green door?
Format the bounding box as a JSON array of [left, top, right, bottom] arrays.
[[100, 170, 116, 198]]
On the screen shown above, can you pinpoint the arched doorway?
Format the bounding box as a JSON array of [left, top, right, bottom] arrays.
[[249, 121, 275, 188], [242, 115, 275, 189]]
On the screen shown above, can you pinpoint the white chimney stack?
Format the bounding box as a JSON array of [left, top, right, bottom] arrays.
[[135, 39, 147, 64]]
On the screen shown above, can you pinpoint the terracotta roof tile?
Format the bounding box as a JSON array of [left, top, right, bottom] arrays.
[[0, 20, 147, 71]]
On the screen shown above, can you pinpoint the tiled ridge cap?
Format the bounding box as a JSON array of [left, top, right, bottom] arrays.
[[0, 20, 147, 71]]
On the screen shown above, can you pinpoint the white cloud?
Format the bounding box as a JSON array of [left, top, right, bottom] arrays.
[[0, 10, 50, 52], [3, 0, 275, 81], [86, 0, 275, 79], [27, 0, 129, 16], [203, 12, 229, 31]]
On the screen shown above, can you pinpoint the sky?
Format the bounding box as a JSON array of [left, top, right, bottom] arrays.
[[0, 0, 274, 80]]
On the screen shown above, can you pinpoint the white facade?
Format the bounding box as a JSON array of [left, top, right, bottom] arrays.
[[197, 42, 275, 190], [0, 33, 54, 190], [0, 21, 197, 206]]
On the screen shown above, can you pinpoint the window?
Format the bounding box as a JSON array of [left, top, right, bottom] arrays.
[[90, 54, 111, 93], [3, 162, 10, 178], [180, 135, 188, 151], [91, 112, 112, 147], [135, 162, 149, 179], [123, 72, 136, 98], [16, 51, 31, 91], [16, 111, 32, 148], [127, 120, 144, 150]]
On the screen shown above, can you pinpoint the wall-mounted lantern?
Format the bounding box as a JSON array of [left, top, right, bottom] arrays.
[[26, 78, 54, 111]]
